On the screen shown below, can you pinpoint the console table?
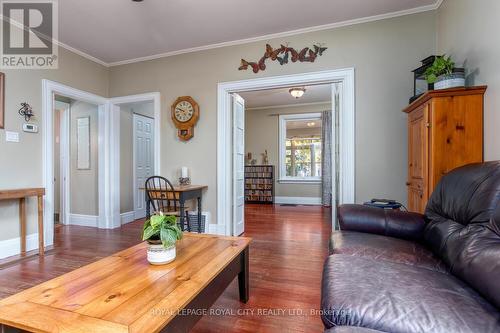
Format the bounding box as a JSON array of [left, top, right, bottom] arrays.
[[0, 188, 45, 257]]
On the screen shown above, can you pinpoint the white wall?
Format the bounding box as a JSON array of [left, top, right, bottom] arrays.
[[437, 0, 500, 160], [109, 12, 437, 220], [70, 101, 99, 216], [0, 47, 109, 244]]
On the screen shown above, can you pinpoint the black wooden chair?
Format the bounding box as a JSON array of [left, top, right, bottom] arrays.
[[144, 176, 191, 232]]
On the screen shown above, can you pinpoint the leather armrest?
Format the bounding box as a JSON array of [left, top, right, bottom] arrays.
[[338, 204, 426, 241]]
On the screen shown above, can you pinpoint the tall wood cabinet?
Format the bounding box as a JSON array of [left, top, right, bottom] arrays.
[[402, 86, 486, 213]]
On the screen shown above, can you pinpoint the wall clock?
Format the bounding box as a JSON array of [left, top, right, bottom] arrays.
[[171, 96, 199, 141]]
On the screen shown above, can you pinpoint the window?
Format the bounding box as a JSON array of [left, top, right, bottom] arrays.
[[279, 113, 322, 183]]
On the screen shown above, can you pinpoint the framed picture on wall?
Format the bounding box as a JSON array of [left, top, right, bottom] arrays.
[[0, 73, 4, 129], [76, 116, 91, 170]]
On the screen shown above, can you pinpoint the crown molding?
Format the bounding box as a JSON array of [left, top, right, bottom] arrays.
[[12, 1, 441, 68], [246, 100, 330, 111]]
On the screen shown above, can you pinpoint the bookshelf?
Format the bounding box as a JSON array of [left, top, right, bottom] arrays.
[[244, 165, 275, 204]]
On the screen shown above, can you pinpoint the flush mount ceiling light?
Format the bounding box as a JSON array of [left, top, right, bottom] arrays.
[[307, 122, 316, 127], [289, 87, 306, 99]]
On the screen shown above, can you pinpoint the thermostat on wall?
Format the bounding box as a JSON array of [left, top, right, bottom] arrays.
[[22, 123, 38, 133]]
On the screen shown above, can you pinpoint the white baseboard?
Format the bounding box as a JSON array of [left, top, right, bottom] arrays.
[[69, 214, 99, 227], [120, 211, 135, 225], [134, 210, 146, 220], [0, 233, 39, 260], [275, 196, 322, 205]]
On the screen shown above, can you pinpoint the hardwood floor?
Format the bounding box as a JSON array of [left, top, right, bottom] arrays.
[[0, 204, 331, 333]]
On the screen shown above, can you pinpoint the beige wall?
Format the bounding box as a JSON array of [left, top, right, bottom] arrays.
[[437, 0, 500, 160], [70, 101, 99, 216], [0, 47, 108, 242], [109, 12, 436, 220], [119, 102, 154, 214], [245, 103, 329, 198]]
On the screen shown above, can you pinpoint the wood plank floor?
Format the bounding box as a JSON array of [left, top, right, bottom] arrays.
[[0, 204, 331, 333]]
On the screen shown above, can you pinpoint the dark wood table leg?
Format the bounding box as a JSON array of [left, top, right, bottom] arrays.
[[238, 246, 249, 303], [146, 198, 151, 219], [179, 194, 186, 231], [197, 194, 202, 233]]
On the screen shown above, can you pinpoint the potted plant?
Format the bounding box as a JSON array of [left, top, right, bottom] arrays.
[[424, 55, 465, 90], [142, 212, 183, 265]]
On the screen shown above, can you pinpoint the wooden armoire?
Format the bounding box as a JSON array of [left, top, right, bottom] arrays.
[[402, 86, 487, 213]]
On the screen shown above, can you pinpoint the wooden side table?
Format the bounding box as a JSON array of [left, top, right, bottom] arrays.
[[0, 188, 45, 257]]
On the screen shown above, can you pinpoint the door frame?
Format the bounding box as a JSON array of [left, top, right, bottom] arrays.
[[55, 101, 70, 225], [42, 80, 108, 248], [109, 92, 161, 225], [217, 68, 355, 236], [132, 113, 155, 220]]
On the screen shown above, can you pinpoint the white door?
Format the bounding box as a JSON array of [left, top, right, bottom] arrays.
[[133, 114, 155, 219], [233, 94, 245, 236]]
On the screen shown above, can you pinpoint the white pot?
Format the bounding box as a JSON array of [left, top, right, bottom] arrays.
[[147, 242, 176, 265], [434, 73, 465, 90]]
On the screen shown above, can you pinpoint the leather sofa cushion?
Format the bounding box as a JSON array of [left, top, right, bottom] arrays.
[[424, 162, 500, 308], [325, 327, 384, 333], [330, 231, 447, 273], [321, 255, 500, 333]]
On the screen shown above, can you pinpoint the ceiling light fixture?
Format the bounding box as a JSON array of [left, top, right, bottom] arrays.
[[307, 122, 316, 127], [289, 87, 306, 99]]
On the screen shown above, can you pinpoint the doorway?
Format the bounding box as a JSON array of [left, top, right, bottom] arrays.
[[217, 69, 355, 236]]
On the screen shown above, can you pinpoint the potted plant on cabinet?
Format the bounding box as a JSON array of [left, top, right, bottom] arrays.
[[424, 55, 465, 90], [142, 212, 183, 265]]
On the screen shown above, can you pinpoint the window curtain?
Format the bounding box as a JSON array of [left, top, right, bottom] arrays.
[[321, 110, 332, 206]]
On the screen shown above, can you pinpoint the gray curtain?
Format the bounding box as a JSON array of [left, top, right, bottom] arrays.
[[321, 110, 332, 206]]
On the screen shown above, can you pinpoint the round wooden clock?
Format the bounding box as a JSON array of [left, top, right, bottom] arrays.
[[171, 96, 199, 141]]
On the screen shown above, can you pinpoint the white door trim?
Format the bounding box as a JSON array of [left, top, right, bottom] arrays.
[[109, 92, 161, 224], [42, 80, 108, 249], [217, 69, 355, 236]]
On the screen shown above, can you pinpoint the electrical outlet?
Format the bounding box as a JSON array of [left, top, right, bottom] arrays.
[[5, 131, 20, 142]]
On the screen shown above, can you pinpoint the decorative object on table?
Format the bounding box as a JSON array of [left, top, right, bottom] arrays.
[[171, 96, 199, 141], [142, 212, 183, 265], [238, 43, 327, 73], [246, 152, 253, 165], [18, 102, 34, 122], [251, 159, 257, 166], [363, 198, 403, 210], [245, 165, 274, 203], [410, 55, 437, 103], [424, 55, 465, 90], [261, 150, 269, 165], [179, 166, 191, 186], [0, 73, 4, 129]]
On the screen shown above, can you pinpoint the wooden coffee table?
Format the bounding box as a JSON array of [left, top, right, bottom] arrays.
[[0, 233, 251, 333]]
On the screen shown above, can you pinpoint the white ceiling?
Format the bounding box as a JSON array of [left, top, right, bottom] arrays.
[[240, 84, 331, 109], [57, 0, 439, 66]]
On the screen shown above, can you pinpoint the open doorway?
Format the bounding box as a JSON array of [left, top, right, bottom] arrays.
[[116, 101, 156, 223], [52, 95, 101, 228], [217, 69, 355, 236]]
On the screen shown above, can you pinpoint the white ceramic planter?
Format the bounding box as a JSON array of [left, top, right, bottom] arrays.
[[435, 72, 465, 90], [147, 241, 176, 265]]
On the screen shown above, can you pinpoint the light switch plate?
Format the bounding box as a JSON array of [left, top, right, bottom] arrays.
[[5, 131, 20, 142]]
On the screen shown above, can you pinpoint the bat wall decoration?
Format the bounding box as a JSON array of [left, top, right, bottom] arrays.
[[238, 43, 327, 73]]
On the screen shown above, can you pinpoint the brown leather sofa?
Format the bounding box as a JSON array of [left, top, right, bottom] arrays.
[[321, 162, 500, 333]]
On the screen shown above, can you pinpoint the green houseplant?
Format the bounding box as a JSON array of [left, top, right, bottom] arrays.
[[142, 212, 183, 265], [424, 55, 465, 89]]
